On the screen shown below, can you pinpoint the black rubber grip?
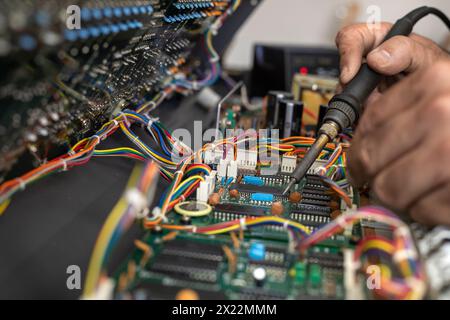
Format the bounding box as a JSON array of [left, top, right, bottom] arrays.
[[332, 17, 414, 123]]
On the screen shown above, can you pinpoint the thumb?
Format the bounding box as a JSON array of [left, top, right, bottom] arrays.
[[366, 35, 435, 76]]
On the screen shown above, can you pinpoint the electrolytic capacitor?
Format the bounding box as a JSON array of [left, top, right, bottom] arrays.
[[278, 99, 303, 138], [252, 267, 267, 287], [266, 91, 293, 130]]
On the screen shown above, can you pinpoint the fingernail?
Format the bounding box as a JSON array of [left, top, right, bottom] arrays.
[[371, 49, 391, 66]]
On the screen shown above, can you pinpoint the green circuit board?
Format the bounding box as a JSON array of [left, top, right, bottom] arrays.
[[113, 171, 361, 300]]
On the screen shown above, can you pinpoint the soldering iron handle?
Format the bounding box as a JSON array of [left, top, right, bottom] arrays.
[[327, 16, 415, 128]]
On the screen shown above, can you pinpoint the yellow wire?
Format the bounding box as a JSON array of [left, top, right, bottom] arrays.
[[172, 175, 205, 195], [119, 123, 176, 165], [94, 147, 144, 155], [0, 198, 10, 216], [83, 166, 142, 298], [204, 216, 311, 236]]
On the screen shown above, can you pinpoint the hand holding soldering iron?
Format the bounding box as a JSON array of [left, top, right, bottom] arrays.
[[337, 22, 450, 226]]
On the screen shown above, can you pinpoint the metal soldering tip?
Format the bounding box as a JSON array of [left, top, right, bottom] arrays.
[[282, 179, 296, 196]]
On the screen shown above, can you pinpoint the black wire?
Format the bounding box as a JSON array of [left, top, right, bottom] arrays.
[[407, 6, 450, 30]]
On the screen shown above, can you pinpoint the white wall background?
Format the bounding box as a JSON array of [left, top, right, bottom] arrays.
[[224, 0, 450, 70]]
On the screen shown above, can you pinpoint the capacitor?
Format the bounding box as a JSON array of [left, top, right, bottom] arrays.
[[277, 99, 303, 138], [271, 201, 284, 215], [229, 189, 240, 199], [208, 193, 220, 206], [288, 191, 302, 203], [181, 215, 191, 225], [252, 267, 267, 287], [249, 242, 266, 261], [266, 91, 293, 130]]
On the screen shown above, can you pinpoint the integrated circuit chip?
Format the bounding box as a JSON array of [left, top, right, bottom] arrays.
[[230, 183, 283, 196]]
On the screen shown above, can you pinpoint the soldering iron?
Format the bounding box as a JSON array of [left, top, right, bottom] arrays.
[[283, 6, 450, 196]]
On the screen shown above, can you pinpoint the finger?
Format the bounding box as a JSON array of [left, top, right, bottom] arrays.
[[409, 183, 450, 226], [348, 101, 424, 187], [350, 91, 450, 183], [372, 125, 450, 211], [367, 35, 440, 75], [336, 23, 392, 84], [357, 61, 450, 136]]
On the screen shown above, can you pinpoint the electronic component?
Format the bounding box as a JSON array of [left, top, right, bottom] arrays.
[[291, 74, 337, 128], [230, 183, 283, 196], [277, 99, 303, 138], [236, 149, 258, 170], [243, 175, 264, 186], [214, 203, 266, 217], [265, 91, 293, 130], [281, 155, 297, 173], [146, 238, 224, 284], [250, 193, 274, 202], [249, 242, 266, 261], [217, 159, 228, 178], [174, 201, 212, 217], [227, 160, 238, 179], [252, 267, 267, 287], [196, 181, 209, 202]]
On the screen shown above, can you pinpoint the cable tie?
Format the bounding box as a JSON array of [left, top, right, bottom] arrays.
[[151, 207, 167, 222], [131, 134, 140, 143], [316, 166, 327, 175], [146, 116, 160, 131], [174, 170, 183, 176], [192, 81, 199, 90], [393, 248, 417, 263], [16, 178, 26, 191], [335, 215, 348, 229], [112, 119, 119, 127], [91, 135, 101, 143], [209, 56, 219, 63], [283, 220, 289, 230], [61, 159, 68, 171], [118, 112, 130, 127], [192, 226, 197, 233], [239, 217, 247, 231], [180, 195, 185, 201]]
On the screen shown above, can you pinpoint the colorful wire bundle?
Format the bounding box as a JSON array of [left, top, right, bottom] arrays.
[[159, 205, 424, 300], [162, 215, 312, 238], [299, 206, 425, 300], [0, 105, 177, 204], [83, 161, 159, 298], [174, 0, 241, 90], [0, 117, 119, 204]]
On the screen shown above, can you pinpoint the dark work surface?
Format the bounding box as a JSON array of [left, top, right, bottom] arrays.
[[0, 95, 216, 299], [0, 1, 260, 299]]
